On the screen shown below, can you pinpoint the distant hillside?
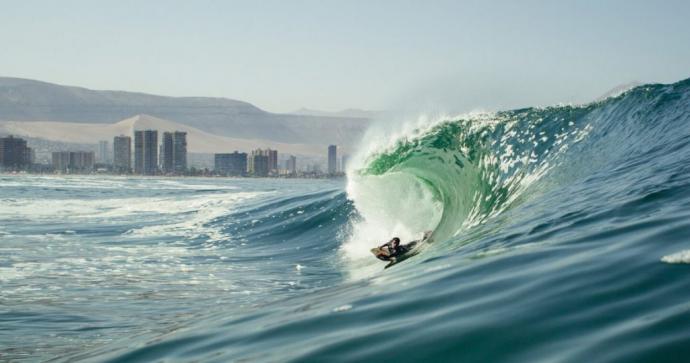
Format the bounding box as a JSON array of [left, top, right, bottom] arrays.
[[0, 77, 370, 147]]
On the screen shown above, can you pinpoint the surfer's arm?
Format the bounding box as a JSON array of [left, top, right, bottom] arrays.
[[379, 242, 394, 252]]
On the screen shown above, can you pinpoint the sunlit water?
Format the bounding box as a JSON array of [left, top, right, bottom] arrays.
[[1, 176, 348, 360]]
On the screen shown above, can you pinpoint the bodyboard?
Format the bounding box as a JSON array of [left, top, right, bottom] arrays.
[[371, 247, 392, 261]]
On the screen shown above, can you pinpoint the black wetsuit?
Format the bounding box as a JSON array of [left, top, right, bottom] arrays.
[[376, 232, 431, 268], [380, 241, 417, 260], [398, 241, 417, 255]]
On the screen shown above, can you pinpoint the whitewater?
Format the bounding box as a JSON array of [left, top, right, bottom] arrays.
[[2, 78, 690, 362]]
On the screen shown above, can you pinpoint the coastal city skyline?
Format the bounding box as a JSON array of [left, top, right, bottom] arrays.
[[0, 131, 348, 178]]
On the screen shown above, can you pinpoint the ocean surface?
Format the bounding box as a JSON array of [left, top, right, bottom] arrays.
[[2, 78, 690, 362]]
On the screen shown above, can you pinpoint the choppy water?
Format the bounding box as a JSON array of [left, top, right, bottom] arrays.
[[3, 78, 690, 362], [0, 177, 348, 361]]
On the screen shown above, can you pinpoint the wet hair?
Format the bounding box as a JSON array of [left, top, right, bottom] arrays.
[[392, 237, 400, 245]]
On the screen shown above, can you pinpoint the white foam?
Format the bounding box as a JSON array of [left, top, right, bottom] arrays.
[[339, 113, 473, 279], [1, 175, 268, 243], [333, 304, 352, 312], [341, 171, 442, 279], [661, 250, 690, 264], [124, 191, 267, 242]]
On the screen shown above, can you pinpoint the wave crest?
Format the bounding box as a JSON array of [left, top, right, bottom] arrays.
[[341, 81, 690, 266]]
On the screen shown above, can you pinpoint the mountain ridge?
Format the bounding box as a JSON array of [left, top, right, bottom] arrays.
[[0, 77, 370, 148]]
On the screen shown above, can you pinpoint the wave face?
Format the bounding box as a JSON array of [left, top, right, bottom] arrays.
[[351, 79, 686, 238], [344, 105, 593, 257], [4, 78, 690, 362]]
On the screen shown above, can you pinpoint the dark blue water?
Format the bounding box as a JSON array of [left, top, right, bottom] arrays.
[[2, 78, 690, 362]]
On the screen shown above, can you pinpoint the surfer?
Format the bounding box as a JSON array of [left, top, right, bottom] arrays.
[[373, 231, 432, 267], [377, 237, 411, 261]]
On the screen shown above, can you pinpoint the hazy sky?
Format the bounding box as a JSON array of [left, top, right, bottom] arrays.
[[2, 0, 689, 113]]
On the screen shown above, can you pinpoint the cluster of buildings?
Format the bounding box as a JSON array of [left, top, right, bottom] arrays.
[[213, 144, 345, 177], [44, 130, 188, 175], [1, 134, 349, 178], [214, 148, 281, 177], [109, 130, 188, 175], [51, 151, 95, 173], [0, 135, 34, 171]]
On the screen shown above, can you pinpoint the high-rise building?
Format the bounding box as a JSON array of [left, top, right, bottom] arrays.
[[268, 149, 278, 172], [158, 143, 164, 170], [52, 151, 70, 172], [0, 135, 32, 170], [328, 145, 337, 174], [161, 132, 174, 173], [286, 155, 297, 175], [248, 149, 276, 176], [161, 131, 187, 174], [98, 140, 110, 164], [52, 151, 95, 173], [172, 131, 187, 173], [143, 130, 158, 175], [72, 151, 95, 172], [248, 149, 270, 177], [214, 151, 247, 176], [341, 155, 349, 173], [134, 131, 143, 174], [113, 135, 131, 173], [134, 130, 158, 175]]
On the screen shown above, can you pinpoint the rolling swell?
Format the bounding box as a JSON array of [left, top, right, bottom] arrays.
[[69, 78, 690, 362]]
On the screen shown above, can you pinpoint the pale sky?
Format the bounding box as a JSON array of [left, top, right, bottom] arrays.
[[1, 0, 689, 113]]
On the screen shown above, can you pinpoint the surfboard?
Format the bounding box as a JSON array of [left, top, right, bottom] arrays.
[[383, 250, 417, 269]]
